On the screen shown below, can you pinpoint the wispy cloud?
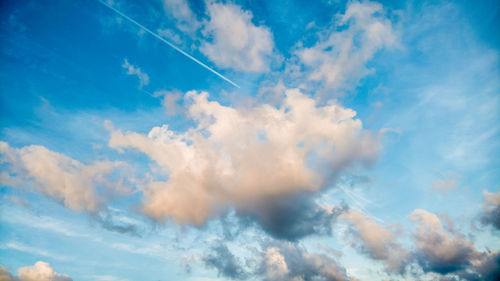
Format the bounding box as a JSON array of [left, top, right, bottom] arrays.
[[98, 0, 240, 88]]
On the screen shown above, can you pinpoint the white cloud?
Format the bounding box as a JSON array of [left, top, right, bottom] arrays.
[[201, 2, 275, 72], [0, 261, 72, 281], [297, 0, 397, 91], [107, 88, 379, 225], [153, 90, 183, 116], [340, 210, 409, 273], [121, 59, 150, 89], [162, 0, 201, 34], [157, 28, 182, 45], [0, 141, 128, 212]]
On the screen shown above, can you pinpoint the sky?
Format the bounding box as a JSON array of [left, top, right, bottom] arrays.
[[0, 0, 499, 280]]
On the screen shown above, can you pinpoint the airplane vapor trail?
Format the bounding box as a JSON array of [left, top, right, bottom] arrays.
[[97, 0, 240, 88]]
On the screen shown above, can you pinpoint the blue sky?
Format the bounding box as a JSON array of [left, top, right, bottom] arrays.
[[0, 0, 499, 280]]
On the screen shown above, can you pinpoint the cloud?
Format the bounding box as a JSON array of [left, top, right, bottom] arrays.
[[153, 90, 183, 116], [202, 239, 356, 281], [203, 243, 249, 280], [0, 141, 127, 212], [201, 2, 275, 72], [0, 261, 72, 281], [257, 241, 356, 281], [237, 193, 347, 241], [92, 209, 142, 237], [480, 189, 500, 230], [157, 28, 182, 45], [162, 0, 201, 34], [296, 0, 397, 91], [107, 88, 379, 237], [121, 59, 150, 89], [432, 178, 458, 192], [408, 209, 500, 280], [340, 209, 410, 273], [409, 209, 477, 274]]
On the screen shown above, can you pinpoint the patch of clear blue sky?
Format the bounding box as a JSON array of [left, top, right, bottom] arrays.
[[0, 0, 499, 280]]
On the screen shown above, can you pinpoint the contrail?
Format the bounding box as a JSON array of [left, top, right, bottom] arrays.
[[97, 0, 240, 88]]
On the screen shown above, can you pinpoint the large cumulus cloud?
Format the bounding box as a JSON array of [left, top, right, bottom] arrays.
[[107, 88, 379, 238]]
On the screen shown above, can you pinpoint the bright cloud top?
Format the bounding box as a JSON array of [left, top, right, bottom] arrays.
[[107, 88, 379, 225], [201, 2, 275, 72]]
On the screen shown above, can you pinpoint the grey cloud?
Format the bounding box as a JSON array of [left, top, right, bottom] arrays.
[[480, 189, 500, 230], [202, 239, 356, 281], [236, 192, 347, 241], [257, 240, 356, 281], [408, 209, 500, 280], [91, 210, 142, 237], [203, 243, 249, 280]]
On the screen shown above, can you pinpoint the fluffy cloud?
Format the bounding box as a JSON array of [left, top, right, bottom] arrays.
[[408, 209, 500, 280], [297, 0, 397, 91], [480, 189, 500, 230], [257, 241, 356, 281], [121, 59, 149, 89], [162, 0, 201, 34], [0, 261, 72, 281], [107, 89, 379, 235], [0, 141, 127, 212], [201, 2, 274, 72], [340, 210, 410, 273]]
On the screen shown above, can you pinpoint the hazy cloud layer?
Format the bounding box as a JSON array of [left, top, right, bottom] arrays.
[[107, 88, 379, 232]]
